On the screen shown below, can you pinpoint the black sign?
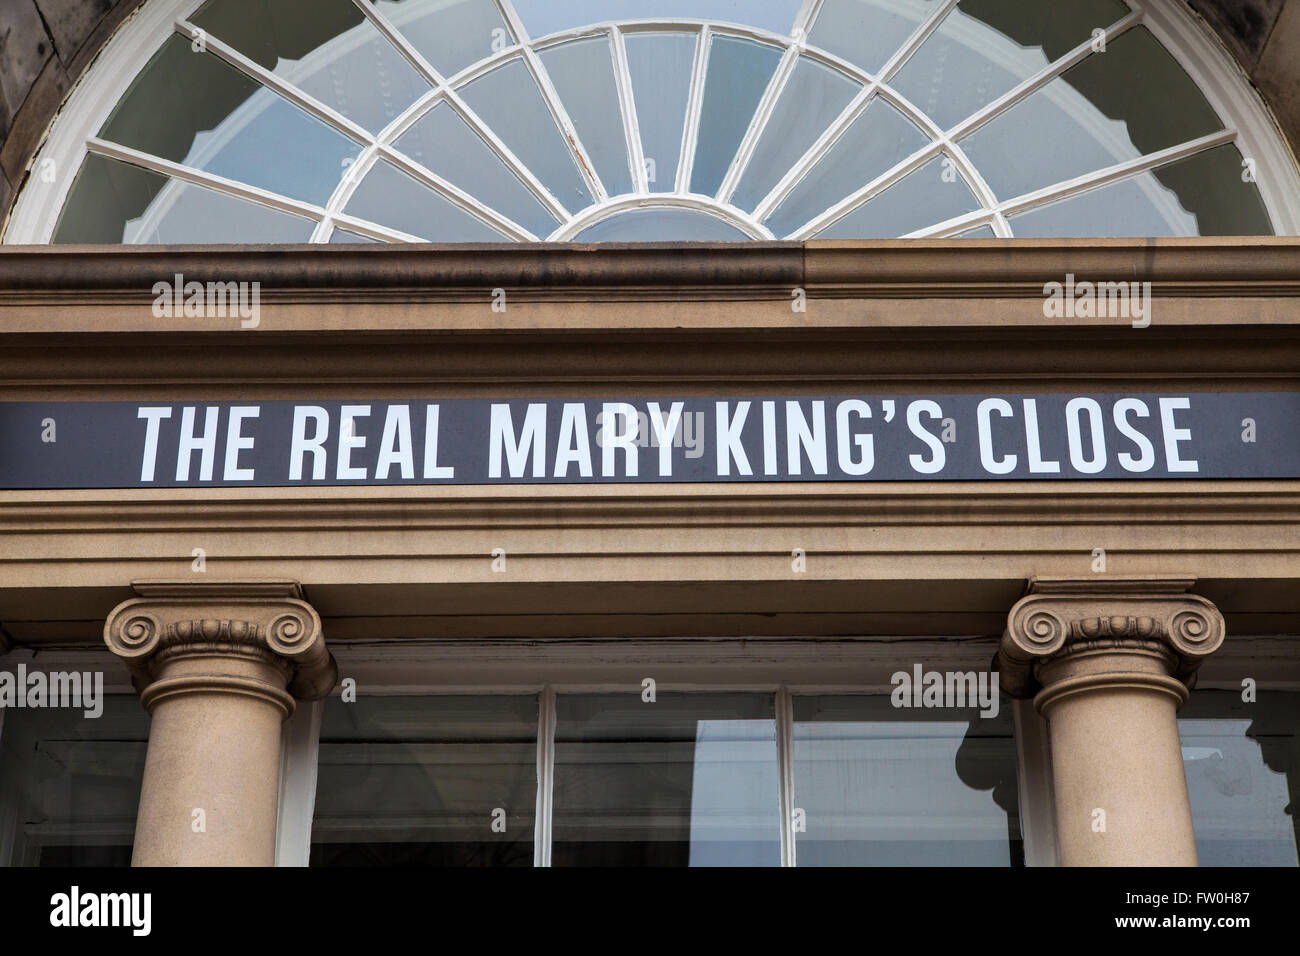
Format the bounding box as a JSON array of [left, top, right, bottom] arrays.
[[1, 394, 1294, 488]]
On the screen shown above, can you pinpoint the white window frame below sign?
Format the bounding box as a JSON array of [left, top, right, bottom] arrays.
[[4, 0, 1299, 244], [274, 636, 1051, 868]]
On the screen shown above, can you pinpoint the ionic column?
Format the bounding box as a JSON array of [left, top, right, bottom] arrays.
[[997, 578, 1225, 866], [104, 581, 337, 866]]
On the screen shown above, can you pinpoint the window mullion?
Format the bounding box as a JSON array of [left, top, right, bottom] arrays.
[[173, 19, 372, 147], [377, 143, 540, 239], [716, 43, 801, 205], [610, 26, 648, 195], [675, 25, 711, 194], [793, 0, 825, 39], [943, 9, 1143, 143], [521, 45, 609, 203], [776, 686, 796, 867], [1012, 699, 1059, 866], [997, 128, 1236, 219], [495, 0, 531, 44], [85, 137, 327, 221], [789, 138, 942, 238], [534, 685, 556, 867], [751, 83, 877, 223], [275, 696, 324, 867]]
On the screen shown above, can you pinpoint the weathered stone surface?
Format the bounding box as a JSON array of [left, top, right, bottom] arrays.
[[1253, 1, 1300, 156], [1190, 0, 1284, 70], [0, 0, 53, 120], [36, 0, 117, 66], [0, 55, 67, 187]]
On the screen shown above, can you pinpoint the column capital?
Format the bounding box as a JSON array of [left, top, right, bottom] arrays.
[[104, 580, 337, 713], [996, 577, 1225, 702]]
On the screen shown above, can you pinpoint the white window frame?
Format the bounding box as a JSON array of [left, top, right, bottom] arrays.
[[286, 636, 1044, 867], [5, 0, 1298, 244]]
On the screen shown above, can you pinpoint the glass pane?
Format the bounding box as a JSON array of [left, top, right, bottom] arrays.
[[765, 99, 928, 236], [551, 692, 781, 866], [890, 0, 1130, 132], [458, 57, 593, 213], [690, 36, 784, 197], [815, 155, 980, 237], [374, 0, 512, 79], [191, 0, 430, 134], [0, 695, 149, 866], [329, 228, 383, 242], [311, 695, 539, 865], [954, 223, 996, 237], [625, 32, 696, 192], [572, 207, 751, 240], [958, 27, 1225, 201], [395, 102, 559, 237], [53, 155, 316, 243], [345, 158, 509, 240], [1179, 691, 1299, 866], [1007, 146, 1274, 237], [732, 56, 860, 211], [510, 0, 804, 38], [807, 0, 936, 75], [793, 695, 1020, 866], [98, 35, 360, 207], [539, 36, 634, 196]]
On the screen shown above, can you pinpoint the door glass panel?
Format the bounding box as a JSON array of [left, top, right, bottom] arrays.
[[0, 695, 149, 866], [792, 695, 1020, 866], [1180, 690, 1300, 866], [53, 155, 316, 243], [732, 56, 860, 212], [311, 695, 539, 865], [764, 99, 928, 236], [957, 26, 1224, 202], [689, 35, 784, 198], [98, 35, 361, 207], [191, 0, 431, 134], [345, 158, 509, 240], [551, 692, 781, 866], [572, 207, 750, 241], [373, 0, 513, 79], [458, 57, 593, 213], [625, 31, 696, 192], [807, 0, 935, 76], [510, 0, 804, 38], [813, 153, 980, 237], [889, 0, 1130, 132], [395, 101, 559, 237], [539, 36, 634, 196]]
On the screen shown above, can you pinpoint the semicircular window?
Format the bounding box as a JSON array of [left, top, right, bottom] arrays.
[[45, 0, 1281, 243]]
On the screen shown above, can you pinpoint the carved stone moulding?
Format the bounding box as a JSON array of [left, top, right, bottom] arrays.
[[103, 581, 337, 705], [996, 577, 1226, 700]]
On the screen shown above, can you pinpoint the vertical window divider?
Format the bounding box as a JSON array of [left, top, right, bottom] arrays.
[[676, 25, 711, 194], [1012, 698, 1059, 866], [776, 686, 796, 867], [534, 685, 557, 867], [275, 696, 324, 867]]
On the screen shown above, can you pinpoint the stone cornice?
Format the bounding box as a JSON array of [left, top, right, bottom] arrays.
[[0, 239, 1298, 308], [997, 577, 1227, 699], [104, 580, 337, 702]]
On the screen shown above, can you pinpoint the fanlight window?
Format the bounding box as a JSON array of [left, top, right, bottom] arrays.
[[37, 0, 1284, 243]]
